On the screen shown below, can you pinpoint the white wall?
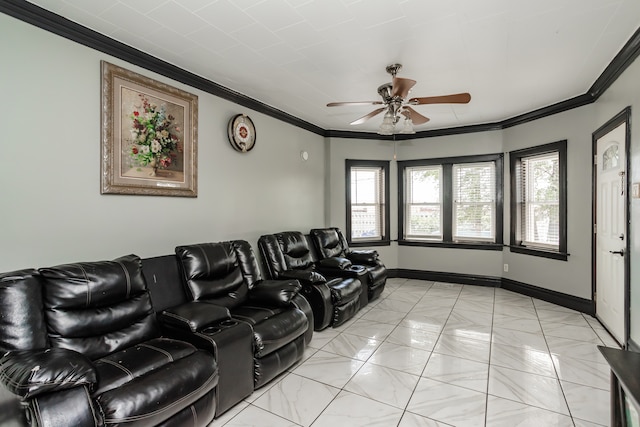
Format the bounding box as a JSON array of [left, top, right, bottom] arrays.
[[501, 106, 596, 299], [0, 14, 325, 272]]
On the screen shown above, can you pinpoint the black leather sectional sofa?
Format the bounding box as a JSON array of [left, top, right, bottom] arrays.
[[0, 228, 386, 426]]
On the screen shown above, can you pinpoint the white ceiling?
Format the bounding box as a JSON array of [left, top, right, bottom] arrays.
[[26, 0, 640, 133]]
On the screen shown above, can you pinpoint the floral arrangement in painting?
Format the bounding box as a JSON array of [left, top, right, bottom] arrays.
[[129, 94, 181, 175]]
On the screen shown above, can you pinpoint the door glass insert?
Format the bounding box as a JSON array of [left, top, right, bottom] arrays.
[[603, 145, 619, 170]]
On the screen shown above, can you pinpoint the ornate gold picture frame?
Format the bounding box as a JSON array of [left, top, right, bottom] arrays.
[[101, 61, 198, 197]]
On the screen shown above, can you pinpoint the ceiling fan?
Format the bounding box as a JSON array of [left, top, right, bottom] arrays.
[[327, 64, 471, 134]]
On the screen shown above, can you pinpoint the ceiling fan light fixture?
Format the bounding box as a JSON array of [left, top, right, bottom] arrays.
[[378, 111, 395, 135], [400, 117, 415, 134]]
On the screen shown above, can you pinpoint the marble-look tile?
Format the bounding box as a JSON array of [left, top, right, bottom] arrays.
[[360, 307, 406, 325], [222, 405, 299, 427], [488, 366, 569, 415], [287, 346, 318, 372], [368, 342, 431, 375], [399, 313, 446, 334], [539, 322, 602, 343], [433, 334, 491, 363], [385, 326, 440, 351], [372, 298, 416, 314], [385, 278, 408, 287], [432, 282, 464, 290], [493, 303, 537, 319], [490, 342, 556, 377], [551, 354, 610, 390], [406, 378, 487, 427], [308, 328, 340, 349], [572, 419, 607, 427], [562, 381, 610, 426], [491, 327, 548, 352], [311, 390, 403, 427], [403, 279, 435, 289], [344, 362, 420, 409], [536, 309, 590, 327], [441, 321, 492, 342], [321, 333, 381, 361], [453, 298, 495, 314], [207, 401, 249, 426], [252, 373, 339, 426], [398, 411, 453, 426], [449, 308, 494, 326], [344, 319, 396, 340], [532, 298, 577, 313], [422, 353, 489, 393], [594, 328, 620, 348], [485, 395, 574, 426], [408, 305, 452, 320], [386, 289, 428, 303], [545, 335, 607, 364], [291, 350, 364, 388], [414, 296, 458, 310], [494, 291, 534, 308], [492, 313, 542, 334]]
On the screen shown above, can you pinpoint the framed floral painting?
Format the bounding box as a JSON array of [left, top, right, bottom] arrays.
[[101, 61, 198, 197]]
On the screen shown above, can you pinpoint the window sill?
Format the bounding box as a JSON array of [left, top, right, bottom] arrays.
[[397, 240, 503, 251], [508, 245, 568, 261], [349, 240, 391, 248]]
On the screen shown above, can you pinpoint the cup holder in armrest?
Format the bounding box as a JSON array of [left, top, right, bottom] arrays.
[[200, 319, 239, 335], [220, 319, 238, 327]]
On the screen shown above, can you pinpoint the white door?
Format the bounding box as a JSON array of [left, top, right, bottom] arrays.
[[595, 121, 627, 344]]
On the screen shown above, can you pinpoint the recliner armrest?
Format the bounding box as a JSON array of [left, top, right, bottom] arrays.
[[347, 250, 379, 265], [279, 269, 326, 284], [249, 279, 302, 307], [159, 301, 231, 332], [0, 348, 96, 399], [317, 257, 352, 270]]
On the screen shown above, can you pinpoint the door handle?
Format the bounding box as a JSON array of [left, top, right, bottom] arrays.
[[609, 249, 625, 256]]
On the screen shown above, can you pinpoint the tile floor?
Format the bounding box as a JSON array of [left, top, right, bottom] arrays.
[[208, 278, 619, 427]]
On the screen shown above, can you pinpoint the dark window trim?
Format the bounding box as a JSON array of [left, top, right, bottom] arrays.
[[398, 153, 504, 249], [345, 159, 391, 247], [509, 140, 568, 261]]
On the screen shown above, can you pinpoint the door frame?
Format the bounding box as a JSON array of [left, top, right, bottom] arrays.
[[592, 106, 631, 348]]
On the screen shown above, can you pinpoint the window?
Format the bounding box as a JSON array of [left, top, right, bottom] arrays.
[[398, 154, 503, 248], [510, 140, 567, 260], [405, 166, 442, 240], [346, 160, 390, 246]]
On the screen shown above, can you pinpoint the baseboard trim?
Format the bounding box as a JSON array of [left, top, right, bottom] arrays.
[[388, 269, 595, 315], [628, 338, 640, 352], [388, 269, 502, 288]]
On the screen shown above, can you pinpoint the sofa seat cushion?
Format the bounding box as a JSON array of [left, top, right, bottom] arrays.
[[96, 348, 217, 426], [326, 278, 361, 305], [93, 337, 199, 396], [231, 307, 308, 358]]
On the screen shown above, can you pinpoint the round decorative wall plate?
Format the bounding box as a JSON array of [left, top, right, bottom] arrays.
[[227, 114, 256, 153]]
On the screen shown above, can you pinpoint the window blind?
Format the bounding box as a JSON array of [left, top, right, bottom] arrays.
[[405, 166, 442, 239], [452, 162, 496, 242], [518, 152, 560, 248], [350, 167, 384, 240]]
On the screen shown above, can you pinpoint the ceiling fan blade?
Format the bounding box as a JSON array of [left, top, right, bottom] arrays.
[[327, 101, 383, 107], [391, 77, 416, 99], [409, 92, 471, 105], [402, 106, 430, 125], [350, 108, 386, 125]]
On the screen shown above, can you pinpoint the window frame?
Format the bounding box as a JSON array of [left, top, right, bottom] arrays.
[[398, 153, 504, 250], [345, 159, 391, 247], [509, 140, 568, 260]]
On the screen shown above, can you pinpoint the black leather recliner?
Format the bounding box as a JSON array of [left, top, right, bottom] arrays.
[[0, 256, 218, 427], [310, 227, 387, 302], [171, 240, 312, 390], [258, 231, 363, 331]]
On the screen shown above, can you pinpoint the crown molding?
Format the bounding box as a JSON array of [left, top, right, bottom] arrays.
[[2, 0, 639, 141]]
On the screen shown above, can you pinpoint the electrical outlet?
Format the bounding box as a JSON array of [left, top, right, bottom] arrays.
[[503, 264, 509, 272]]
